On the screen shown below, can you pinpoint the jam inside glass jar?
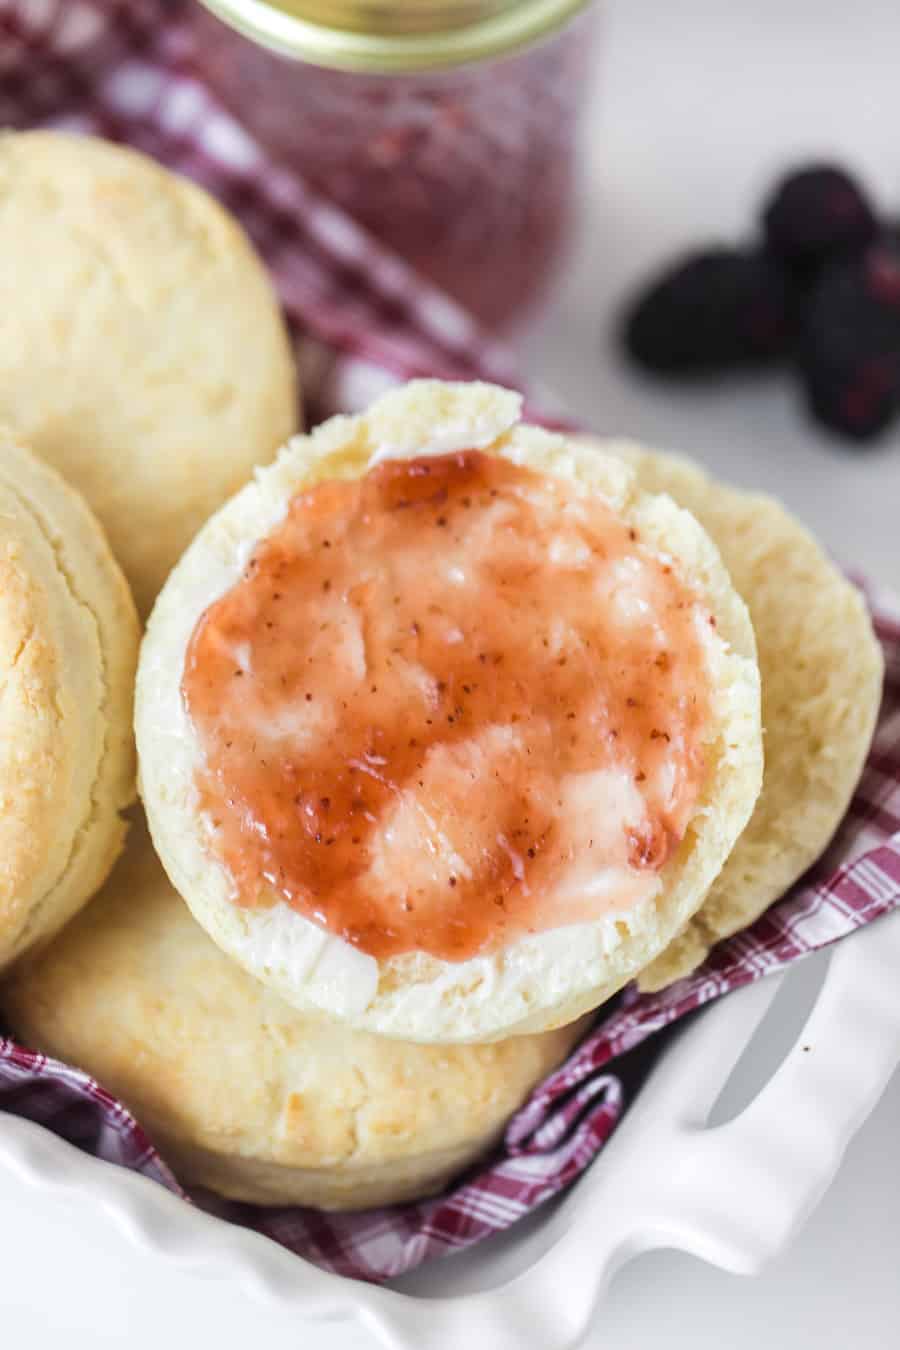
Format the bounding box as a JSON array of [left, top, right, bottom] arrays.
[[189, 1, 598, 329]]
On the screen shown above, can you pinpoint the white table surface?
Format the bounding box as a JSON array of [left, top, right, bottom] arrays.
[[3, 0, 899, 1345]]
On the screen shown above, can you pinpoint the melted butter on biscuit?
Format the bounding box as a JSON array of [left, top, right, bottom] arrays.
[[183, 450, 713, 962]]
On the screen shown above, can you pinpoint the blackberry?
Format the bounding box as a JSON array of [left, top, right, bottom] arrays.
[[622, 248, 795, 374], [798, 240, 900, 440], [763, 165, 877, 278]]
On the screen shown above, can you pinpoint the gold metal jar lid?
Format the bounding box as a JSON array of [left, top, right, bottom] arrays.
[[196, 0, 592, 73]]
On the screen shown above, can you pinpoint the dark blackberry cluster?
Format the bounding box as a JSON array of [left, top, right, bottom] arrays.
[[763, 165, 878, 278], [624, 250, 794, 374], [622, 164, 900, 443]]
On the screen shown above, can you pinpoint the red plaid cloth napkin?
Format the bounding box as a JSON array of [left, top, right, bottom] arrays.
[[1, 0, 900, 1285]]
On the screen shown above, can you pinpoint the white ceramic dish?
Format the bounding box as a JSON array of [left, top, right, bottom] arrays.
[[2, 908, 898, 1350]]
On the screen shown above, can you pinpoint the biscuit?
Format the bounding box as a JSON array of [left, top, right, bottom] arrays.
[[0, 429, 139, 970], [2, 817, 587, 1209], [586, 441, 883, 990], [0, 130, 298, 614], [136, 381, 763, 1043]]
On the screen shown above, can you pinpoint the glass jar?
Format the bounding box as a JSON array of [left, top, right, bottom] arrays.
[[189, 0, 597, 329]]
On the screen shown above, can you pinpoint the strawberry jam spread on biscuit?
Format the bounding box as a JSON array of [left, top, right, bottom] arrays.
[[183, 451, 713, 961]]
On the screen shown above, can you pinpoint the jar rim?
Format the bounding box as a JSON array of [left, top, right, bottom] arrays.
[[195, 0, 592, 73]]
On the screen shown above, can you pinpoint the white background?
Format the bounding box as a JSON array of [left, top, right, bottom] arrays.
[[3, 0, 900, 1345]]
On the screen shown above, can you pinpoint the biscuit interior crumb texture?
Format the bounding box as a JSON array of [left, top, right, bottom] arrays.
[[1, 817, 587, 1209], [136, 380, 763, 1043], [0, 429, 139, 970], [588, 440, 882, 990], [0, 131, 299, 614]]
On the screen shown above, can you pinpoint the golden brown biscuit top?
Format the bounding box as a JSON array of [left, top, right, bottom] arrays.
[[591, 441, 884, 991], [0, 130, 298, 615], [0, 498, 68, 939], [0, 430, 138, 968], [183, 448, 713, 962], [2, 819, 585, 1175]]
